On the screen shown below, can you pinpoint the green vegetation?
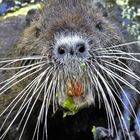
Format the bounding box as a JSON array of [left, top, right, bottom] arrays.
[[116, 0, 140, 40], [0, 3, 41, 19], [62, 97, 77, 115], [92, 126, 97, 135]]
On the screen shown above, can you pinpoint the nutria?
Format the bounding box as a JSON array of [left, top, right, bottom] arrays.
[[0, 0, 140, 140]]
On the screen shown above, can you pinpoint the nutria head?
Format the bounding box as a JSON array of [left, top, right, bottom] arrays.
[[15, 0, 129, 114]]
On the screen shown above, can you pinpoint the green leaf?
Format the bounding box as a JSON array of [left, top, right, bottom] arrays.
[[92, 126, 96, 135], [62, 97, 76, 113], [80, 61, 86, 69], [127, 116, 131, 121]]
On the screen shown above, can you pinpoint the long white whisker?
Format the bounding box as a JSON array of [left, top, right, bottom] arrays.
[[0, 61, 46, 86], [101, 52, 140, 56], [0, 63, 46, 95], [96, 55, 140, 63], [95, 64, 132, 139], [87, 55, 117, 134], [0, 65, 47, 118], [0, 66, 52, 139], [17, 66, 53, 131], [102, 60, 140, 81], [0, 77, 39, 134], [32, 67, 56, 140], [18, 70, 48, 140], [94, 73, 118, 137], [85, 62, 101, 108], [93, 40, 140, 52], [0, 56, 48, 63], [0, 61, 46, 70], [44, 68, 58, 140], [97, 62, 140, 131]]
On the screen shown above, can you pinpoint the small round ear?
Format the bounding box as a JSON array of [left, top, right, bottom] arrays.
[[26, 9, 39, 26], [95, 1, 108, 17]]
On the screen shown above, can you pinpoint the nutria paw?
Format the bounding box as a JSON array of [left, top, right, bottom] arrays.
[[93, 127, 113, 140], [129, 130, 140, 140], [118, 130, 140, 140]]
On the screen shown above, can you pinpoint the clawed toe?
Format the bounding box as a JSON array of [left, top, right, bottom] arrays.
[[129, 130, 140, 140], [93, 127, 113, 140]]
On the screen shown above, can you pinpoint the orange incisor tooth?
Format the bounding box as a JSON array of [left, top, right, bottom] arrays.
[[66, 81, 83, 96]]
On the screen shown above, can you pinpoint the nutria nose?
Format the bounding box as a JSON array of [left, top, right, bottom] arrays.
[[57, 43, 86, 57]]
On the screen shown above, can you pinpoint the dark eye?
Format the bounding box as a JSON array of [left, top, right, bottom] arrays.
[[58, 45, 66, 55], [96, 21, 104, 31]]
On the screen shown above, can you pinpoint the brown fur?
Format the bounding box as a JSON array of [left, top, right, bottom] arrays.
[[1, 1, 139, 140]]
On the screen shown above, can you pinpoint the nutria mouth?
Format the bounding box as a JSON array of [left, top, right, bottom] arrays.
[[0, 0, 140, 140]]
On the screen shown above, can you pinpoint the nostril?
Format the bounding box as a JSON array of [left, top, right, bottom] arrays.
[[58, 46, 66, 55], [77, 43, 86, 53]]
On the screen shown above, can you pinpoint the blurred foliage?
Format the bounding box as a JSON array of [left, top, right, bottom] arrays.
[[116, 0, 140, 40], [0, 3, 41, 19], [0, 0, 42, 17]]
